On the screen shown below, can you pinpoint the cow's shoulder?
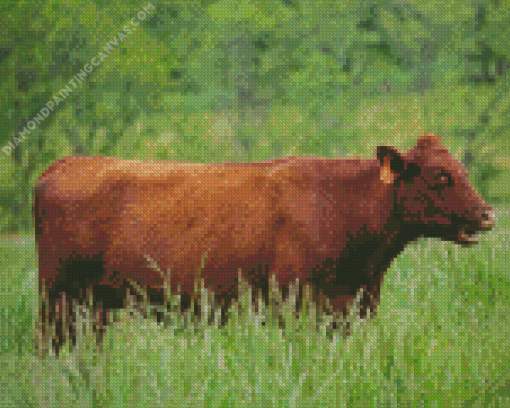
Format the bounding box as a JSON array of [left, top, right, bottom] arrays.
[[268, 158, 339, 243]]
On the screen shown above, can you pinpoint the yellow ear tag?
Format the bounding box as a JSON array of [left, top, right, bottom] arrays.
[[380, 155, 395, 185]]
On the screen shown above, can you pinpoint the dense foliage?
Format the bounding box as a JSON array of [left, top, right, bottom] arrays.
[[0, 0, 508, 232]]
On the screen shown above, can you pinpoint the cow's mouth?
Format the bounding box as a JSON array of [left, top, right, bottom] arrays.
[[441, 226, 483, 247], [445, 225, 489, 247], [443, 212, 495, 247], [456, 229, 480, 246]]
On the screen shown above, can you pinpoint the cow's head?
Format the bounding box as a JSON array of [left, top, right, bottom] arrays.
[[377, 134, 495, 246]]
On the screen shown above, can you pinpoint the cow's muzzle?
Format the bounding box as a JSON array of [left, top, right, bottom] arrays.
[[455, 208, 495, 246]]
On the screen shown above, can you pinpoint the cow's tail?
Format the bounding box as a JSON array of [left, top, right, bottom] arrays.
[[34, 180, 48, 357], [33, 180, 46, 239]]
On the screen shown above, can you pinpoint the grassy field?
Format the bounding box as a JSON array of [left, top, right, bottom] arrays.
[[0, 208, 509, 407]]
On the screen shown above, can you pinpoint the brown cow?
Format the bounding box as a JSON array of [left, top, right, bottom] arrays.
[[34, 134, 495, 356]]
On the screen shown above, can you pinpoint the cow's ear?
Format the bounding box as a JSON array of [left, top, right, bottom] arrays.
[[377, 146, 405, 184]]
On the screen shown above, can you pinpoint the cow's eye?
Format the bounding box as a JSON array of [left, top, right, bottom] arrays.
[[432, 171, 453, 189]]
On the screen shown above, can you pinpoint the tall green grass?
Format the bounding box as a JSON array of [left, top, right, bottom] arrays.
[[0, 216, 508, 407]]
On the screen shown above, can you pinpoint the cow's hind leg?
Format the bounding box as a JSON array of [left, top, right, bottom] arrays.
[[36, 278, 50, 357], [51, 295, 63, 357], [52, 292, 76, 357], [92, 300, 109, 350]]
